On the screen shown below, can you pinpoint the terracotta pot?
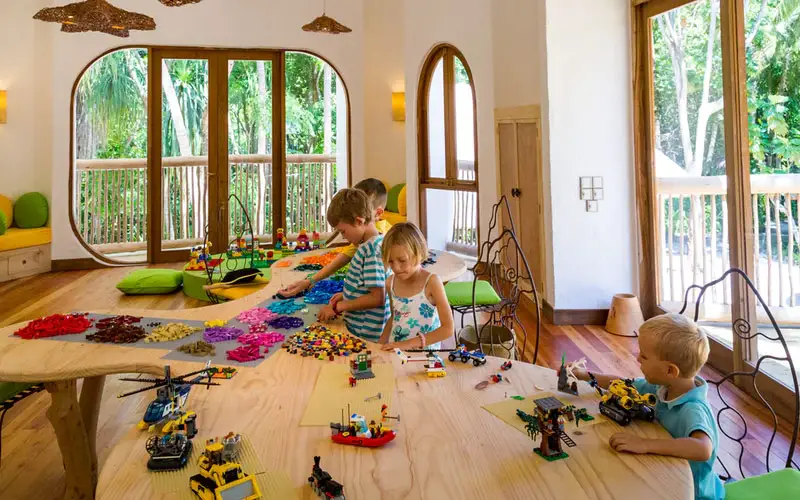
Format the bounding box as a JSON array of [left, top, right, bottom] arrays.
[[605, 293, 644, 337]]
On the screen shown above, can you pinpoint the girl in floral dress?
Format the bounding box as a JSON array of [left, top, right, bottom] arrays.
[[378, 223, 454, 351]]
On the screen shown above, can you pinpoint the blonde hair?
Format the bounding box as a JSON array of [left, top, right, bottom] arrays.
[[639, 313, 709, 377], [382, 222, 428, 265], [327, 189, 374, 227]]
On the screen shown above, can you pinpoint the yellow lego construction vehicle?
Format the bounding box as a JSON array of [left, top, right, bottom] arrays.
[[590, 376, 656, 426], [189, 435, 261, 500]]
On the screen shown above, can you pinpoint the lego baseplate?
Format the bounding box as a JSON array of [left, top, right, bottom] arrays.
[[300, 362, 396, 426], [150, 435, 297, 499], [482, 391, 604, 437], [534, 448, 569, 462]]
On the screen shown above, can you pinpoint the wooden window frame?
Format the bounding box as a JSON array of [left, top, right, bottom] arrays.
[[416, 44, 480, 241], [633, 0, 797, 415], [69, 46, 351, 265]]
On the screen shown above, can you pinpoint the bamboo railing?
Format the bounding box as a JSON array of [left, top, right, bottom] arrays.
[[657, 174, 800, 311], [75, 154, 338, 256], [449, 160, 478, 252]]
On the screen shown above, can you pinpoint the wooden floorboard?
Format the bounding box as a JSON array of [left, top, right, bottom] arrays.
[[0, 268, 798, 498]]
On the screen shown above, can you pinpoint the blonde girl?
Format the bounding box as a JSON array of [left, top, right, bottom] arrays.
[[379, 223, 454, 351]]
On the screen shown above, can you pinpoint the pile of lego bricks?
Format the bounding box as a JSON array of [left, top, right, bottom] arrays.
[[282, 324, 366, 360]]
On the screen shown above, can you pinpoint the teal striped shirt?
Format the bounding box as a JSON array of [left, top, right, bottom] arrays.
[[343, 234, 390, 341]]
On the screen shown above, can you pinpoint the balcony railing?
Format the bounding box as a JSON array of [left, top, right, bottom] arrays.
[[448, 160, 478, 255], [75, 154, 338, 256], [657, 174, 800, 317]]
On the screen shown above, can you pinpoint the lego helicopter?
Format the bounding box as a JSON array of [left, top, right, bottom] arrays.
[[393, 348, 446, 377], [117, 361, 218, 433]]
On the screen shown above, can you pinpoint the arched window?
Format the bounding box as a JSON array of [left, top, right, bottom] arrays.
[[71, 48, 349, 264], [417, 45, 478, 255]]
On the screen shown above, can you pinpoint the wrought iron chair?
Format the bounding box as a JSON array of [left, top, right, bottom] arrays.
[[447, 196, 541, 362], [679, 268, 800, 495]]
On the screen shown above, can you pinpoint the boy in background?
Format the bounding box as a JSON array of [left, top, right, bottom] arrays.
[[279, 178, 390, 297], [316, 189, 390, 342]]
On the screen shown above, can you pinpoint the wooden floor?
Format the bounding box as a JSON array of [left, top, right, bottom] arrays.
[[0, 267, 798, 499]]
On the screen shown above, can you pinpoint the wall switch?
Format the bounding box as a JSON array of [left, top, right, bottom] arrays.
[[592, 188, 604, 200], [580, 188, 592, 200], [580, 177, 593, 189], [586, 200, 599, 212]]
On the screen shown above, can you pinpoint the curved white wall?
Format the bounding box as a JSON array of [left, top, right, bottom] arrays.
[[4, 0, 366, 260]]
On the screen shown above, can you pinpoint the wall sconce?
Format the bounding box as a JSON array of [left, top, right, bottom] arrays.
[[0, 91, 6, 124], [392, 92, 405, 122]]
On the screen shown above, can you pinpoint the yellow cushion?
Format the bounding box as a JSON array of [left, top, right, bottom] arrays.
[[397, 185, 407, 216], [0, 227, 52, 252], [382, 211, 406, 226], [0, 195, 12, 225], [207, 276, 269, 300]]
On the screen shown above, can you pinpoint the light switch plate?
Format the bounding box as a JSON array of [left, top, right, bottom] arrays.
[[586, 200, 599, 212], [592, 188, 604, 200], [592, 176, 603, 188], [580, 177, 593, 189], [581, 188, 592, 200]]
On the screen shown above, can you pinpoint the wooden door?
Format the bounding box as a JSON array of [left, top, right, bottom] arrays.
[[495, 107, 546, 300], [515, 121, 546, 298]]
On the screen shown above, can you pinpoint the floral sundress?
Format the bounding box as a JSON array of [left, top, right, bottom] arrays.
[[388, 273, 442, 349]]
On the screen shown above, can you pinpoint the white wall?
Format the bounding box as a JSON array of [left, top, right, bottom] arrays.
[[544, 0, 637, 309], [363, 0, 406, 187], [404, 0, 497, 239], [21, 0, 366, 259], [491, 0, 541, 109], [0, 0, 53, 201]]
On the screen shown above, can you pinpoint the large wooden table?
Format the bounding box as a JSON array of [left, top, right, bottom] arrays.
[[0, 250, 692, 499]]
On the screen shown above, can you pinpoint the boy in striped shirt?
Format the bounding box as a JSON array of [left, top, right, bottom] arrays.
[[317, 189, 390, 342]]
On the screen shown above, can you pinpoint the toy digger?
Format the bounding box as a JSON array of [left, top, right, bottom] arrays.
[[589, 374, 656, 426], [189, 434, 262, 500]]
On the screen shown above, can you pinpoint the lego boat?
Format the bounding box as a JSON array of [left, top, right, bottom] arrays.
[[330, 429, 397, 448]]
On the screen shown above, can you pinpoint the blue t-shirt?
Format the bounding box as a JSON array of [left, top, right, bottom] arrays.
[[633, 377, 725, 500], [342, 234, 390, 341]]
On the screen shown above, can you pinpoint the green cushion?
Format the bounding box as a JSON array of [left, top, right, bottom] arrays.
[[445, 280, 502, 306], [13, 192, 49, 228], [725, 468, 800, 500], [116, 269, 183, 295], [0, 382, 36, 404], [0, 211, 7, 235], [386, 183, 406, 213]]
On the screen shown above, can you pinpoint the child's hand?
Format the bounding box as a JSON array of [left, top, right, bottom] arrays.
[[329, 293, 343, 307], [609, 432, 651, 454], [279, 279, 311, 297], [381, 342, 398, 351], [317, 305, 338, 322]]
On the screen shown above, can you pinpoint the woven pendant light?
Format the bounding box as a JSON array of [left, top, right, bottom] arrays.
[[302, 0, 352, 34], [33, 0, 156, 38], [159, 0, 203, 6]]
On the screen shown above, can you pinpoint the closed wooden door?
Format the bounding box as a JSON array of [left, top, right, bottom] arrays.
[[496, 117, 546, 299]]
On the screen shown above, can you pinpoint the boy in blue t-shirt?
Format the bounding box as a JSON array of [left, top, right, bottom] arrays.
[[317, 188, 390, 341], [574, 313, 725, 500]]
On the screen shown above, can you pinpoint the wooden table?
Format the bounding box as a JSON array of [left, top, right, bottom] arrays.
[[0, 250, 692, 499]]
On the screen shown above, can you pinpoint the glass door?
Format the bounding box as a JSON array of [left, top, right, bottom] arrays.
[[222, 52, 281, 248], [149, 49, 218, 262]]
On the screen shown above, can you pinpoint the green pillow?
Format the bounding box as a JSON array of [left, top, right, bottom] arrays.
[[0, 211, 7, 235], [386, 183, 406, 213], [14, 192, 49, 228], [725, 468, 800, 500], [116, 269, 183, 295], [445, 280, 502, 306]]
